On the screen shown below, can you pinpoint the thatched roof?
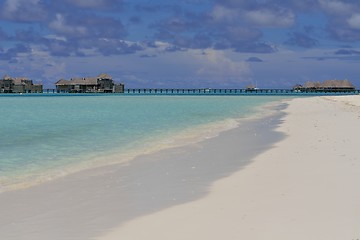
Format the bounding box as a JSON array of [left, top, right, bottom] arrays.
[[246, 84, 255, 90], [2, 75, 12, 80], [56, 74, 113, 86], [300, 79, 355, 90], [69, 77, 98, 85], [13, 77, 31, 85], [97, 73, 112, 80], [55, 79, 70, 85], [304, 81, 322, 88], [322, 79, 354, 88]]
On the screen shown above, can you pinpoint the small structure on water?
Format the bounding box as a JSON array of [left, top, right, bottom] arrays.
[[293, 79, 355, 92], [0, 75, 43, 93], [55, 73, 124, 93]]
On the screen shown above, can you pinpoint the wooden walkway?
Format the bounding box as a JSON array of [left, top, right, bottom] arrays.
[[123, 88, 360, 95], [36, 88, 360, 95]]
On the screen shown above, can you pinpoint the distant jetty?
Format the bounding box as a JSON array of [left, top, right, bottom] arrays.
[[1, 76, 359, 95]]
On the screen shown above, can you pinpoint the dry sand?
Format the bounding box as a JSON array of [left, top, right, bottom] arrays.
[[99, 96, 360, 240]]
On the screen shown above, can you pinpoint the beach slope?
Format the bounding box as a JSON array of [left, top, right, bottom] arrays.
[[99, 96, 360, 240]]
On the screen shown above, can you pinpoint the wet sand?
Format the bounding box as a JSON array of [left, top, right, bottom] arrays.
[[0, 100, 286, 239]]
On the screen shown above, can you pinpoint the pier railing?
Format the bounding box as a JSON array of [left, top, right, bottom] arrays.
[[122, 88, 360, 95], [3, 88, 360, 95]]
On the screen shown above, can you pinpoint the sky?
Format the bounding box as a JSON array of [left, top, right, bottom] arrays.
[[1, 0, 360, 89]]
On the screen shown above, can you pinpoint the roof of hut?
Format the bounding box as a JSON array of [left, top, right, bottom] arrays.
[[56, 73, 113, 86], [61, 77, 98, 85], [2, 75, 12, 80], [302, 79, 355, 89], [97, 73, 112, 80], [322, 79, 355, 88], [246, 84, 255, 90], [304, 81, 322, 88], [13, 77, 31, 85], [55, 79, 70, 85]]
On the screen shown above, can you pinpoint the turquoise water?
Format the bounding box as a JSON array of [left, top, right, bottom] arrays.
[[0, 95, 287, 191]]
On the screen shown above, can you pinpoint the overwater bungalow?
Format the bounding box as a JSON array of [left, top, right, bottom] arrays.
[[55, 73, 124, 93], [0, 75, 43, 93], [294, 79, 355, 92]]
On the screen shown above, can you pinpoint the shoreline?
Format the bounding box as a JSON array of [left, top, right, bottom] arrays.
[[99, 95, 360, 240], [0, 96, 286, 194], [0, 98, 286, 240], [2, 96, 359, 240]]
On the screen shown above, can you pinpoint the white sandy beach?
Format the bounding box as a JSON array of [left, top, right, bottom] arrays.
[[1, 96, 360, 240], [99, 96, 360, 240]]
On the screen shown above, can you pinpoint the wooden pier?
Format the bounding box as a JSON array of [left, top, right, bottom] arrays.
[[122, 88, 360, 96], [4, 88, 359, 96]]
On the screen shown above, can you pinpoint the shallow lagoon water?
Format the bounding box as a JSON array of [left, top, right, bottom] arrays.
[[0, 94, 287, 191]]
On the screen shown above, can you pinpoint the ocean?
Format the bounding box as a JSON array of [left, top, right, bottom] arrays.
[[0, 94, 287, 192]]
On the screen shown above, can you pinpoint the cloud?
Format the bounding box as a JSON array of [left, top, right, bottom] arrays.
[[3, 0, 360, 81], [43, 11, 132, 56], [195, 49, 251, 85], [246, 57, 263, 62], [317, 0, 360, 42], [0, 0, 47, 22], [48, 13, 126, 39], [139, 54, 157, 58], [63, 0, 123, 9], [347, 13, 360, 29], [49, 14, 88, 37], [14, 29, 43, 42], [94, 39, 144, 55], [334, 49, 360, 55], [0, 44, 31, 61], [328, 27, 360, 42], [0, 27, 9, 40], [163, 45, 186, 52], [244, 8, 295, 27], [318, 0, 353, 15], [235, 42, 277, 53], [285, 32, 319, 48]]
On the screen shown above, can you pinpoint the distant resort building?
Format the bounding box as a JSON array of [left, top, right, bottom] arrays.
[[0, 75, 43, 93], [293, 79, 355, 92], [55, 73, 124, 93]]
